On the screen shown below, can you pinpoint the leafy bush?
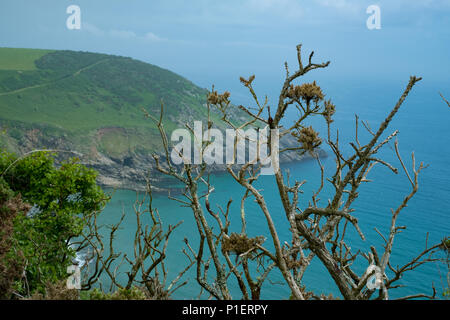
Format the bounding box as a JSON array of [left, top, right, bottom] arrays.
[[0, 150, 108, 296]]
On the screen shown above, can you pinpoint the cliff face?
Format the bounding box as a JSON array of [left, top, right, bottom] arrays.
[[86, 134, 326, 192], [7, 125, 324, 192]]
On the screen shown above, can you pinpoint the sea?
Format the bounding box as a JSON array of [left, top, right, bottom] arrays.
[[90, 77, 450, 299]]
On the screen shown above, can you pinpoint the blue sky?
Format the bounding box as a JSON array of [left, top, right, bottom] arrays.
[[1, 0, 449, 104]]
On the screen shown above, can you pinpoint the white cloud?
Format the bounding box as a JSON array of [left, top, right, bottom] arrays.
[[83, 23, 167, 42], [144, 32, 166, 42], [109, 30, 137, 39]]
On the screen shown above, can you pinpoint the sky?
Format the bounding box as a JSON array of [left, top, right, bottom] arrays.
[[1, 0, 449, 104]]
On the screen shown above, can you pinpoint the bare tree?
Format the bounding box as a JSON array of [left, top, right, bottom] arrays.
[[71, 180, 193, 299], [139, 44, 448, 300]]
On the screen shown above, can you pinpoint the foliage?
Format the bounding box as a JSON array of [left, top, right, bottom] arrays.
[[28, 280, 79, 300], [0, 150, 108, 296], [87, 287, 148, 300], [0, 176, 29, 299]]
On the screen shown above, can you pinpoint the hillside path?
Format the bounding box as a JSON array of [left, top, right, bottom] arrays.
[[0, 59, 109, 97]]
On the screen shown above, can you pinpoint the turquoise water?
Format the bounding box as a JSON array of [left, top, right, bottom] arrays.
[[96, 79, 450, 299]]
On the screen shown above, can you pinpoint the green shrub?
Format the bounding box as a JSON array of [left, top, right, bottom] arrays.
[[0, 150, 108, 296]]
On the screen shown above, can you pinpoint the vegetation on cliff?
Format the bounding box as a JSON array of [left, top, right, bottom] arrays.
[[0, 48, 228, 161]]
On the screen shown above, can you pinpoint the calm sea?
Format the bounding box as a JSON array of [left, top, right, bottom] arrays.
[[94, 78, 450, 299]]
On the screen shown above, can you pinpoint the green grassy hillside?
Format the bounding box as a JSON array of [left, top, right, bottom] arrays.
[[0, 48, 230, 159], [0, 48, 53, 70]]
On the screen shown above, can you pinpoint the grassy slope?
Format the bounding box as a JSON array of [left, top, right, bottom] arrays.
[[0, 48, 227, 158], [0, 48, 53, 70]]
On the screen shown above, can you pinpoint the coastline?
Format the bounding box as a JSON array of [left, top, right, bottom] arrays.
[[93, 147, 328, 192]]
